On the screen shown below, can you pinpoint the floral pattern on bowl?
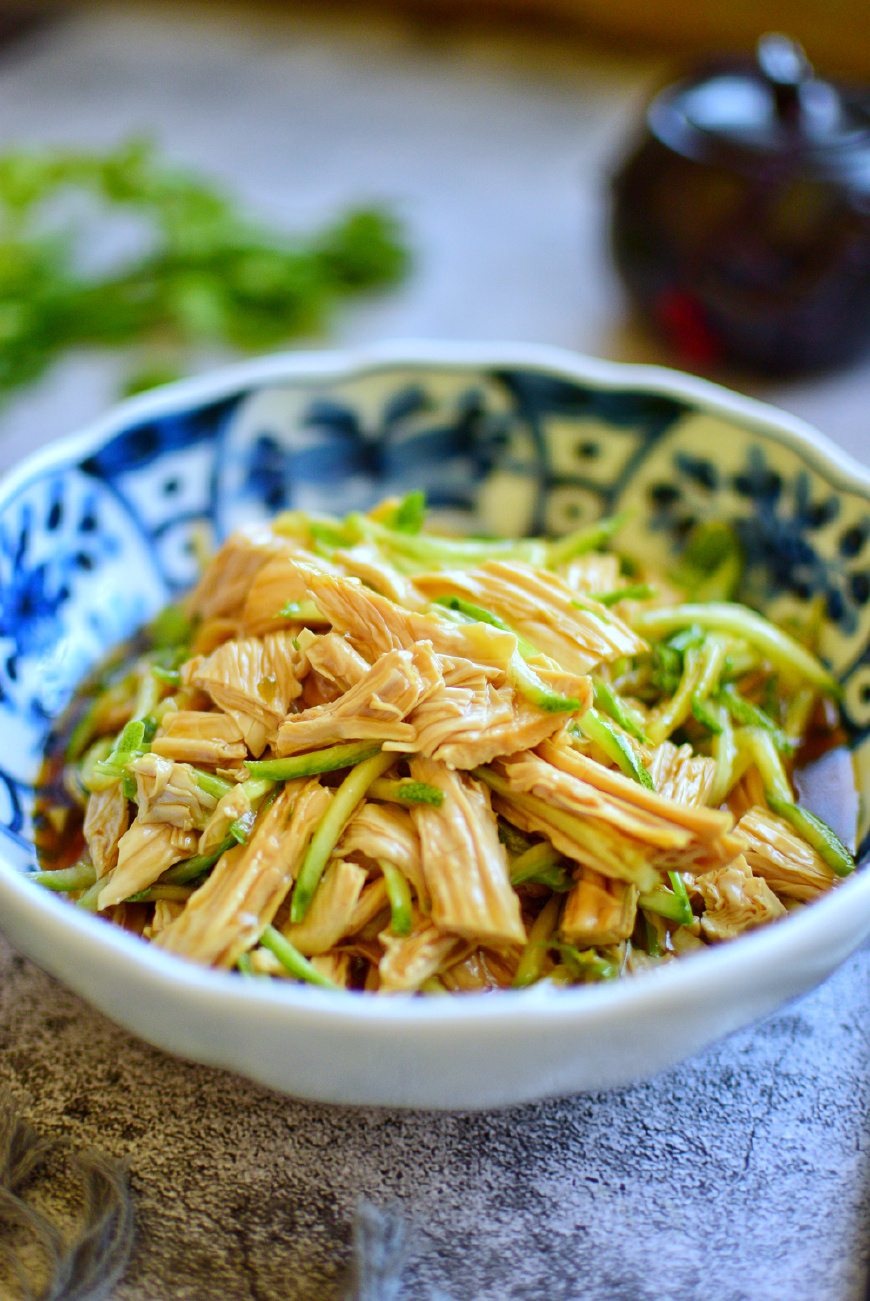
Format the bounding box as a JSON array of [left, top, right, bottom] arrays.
[[4, 353, 869, 858], [2, 343, 870, 1107]]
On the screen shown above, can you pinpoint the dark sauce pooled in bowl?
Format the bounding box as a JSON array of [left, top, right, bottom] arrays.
[[33, 635, 146, 901]]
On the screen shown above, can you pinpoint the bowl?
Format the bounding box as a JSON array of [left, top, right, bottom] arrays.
[[1, 340, 869, 1111]]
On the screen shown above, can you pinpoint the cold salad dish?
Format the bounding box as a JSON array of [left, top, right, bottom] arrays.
[[34, 494, 856, 993]]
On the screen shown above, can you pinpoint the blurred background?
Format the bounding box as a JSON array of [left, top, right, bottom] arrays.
[[0, 0, 867, 473]]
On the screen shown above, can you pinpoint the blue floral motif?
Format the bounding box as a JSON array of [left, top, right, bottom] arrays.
[[241, 382, 507, 516], [0, 488, 120, 724], [648, 444, 864, 636], [1, 359, 870, 862]]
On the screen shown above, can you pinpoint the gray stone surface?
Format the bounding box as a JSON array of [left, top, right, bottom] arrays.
[[2, 7, 870, 1299], [2, 934, 869, 1301]]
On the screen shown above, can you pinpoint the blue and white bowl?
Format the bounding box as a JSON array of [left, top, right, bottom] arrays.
[[1, 341, 868, 1109]]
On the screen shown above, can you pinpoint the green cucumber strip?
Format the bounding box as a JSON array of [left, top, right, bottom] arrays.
[[194, 770, 235, 801], [509, 841, 574, 891], [240, 776, 275, 804], [512, 894, 563, 988], [246, 741, 383, 782], [433, 596, 539, 658], [668, 870, 692, 916], [546, 511, 630, 567], [717, 684, 792, 751], [368, 777, 444, 808], [260, 925, 338, 988], [344, 512, 548, 567], [708, 705, 738, 808], [308, 520, 351, 550], [433, 595, 507, 633], [591, 584, 656, 607], [638, 882, 693, 927], [76, 874, 108, 912], [78, 736, 115, 792], [148, 604, 193, 649], [151, 665, 181, 686], [592, 677, 647, 743], [229, 810, 256, 844], [644, 914, 663, 957], [647, 635, 727, 748], [290, 750, 396, 923], [160, 838, 235, 885], [666, 625, 706, 654], [691, 694, 723, 734], [32, 861, 97, 892], [115, 718, 145, 758], [767, 796, 855, 878], [507, 653, 583, 715], [379, 859, 413, 936], [498, 818, 534, 857], [651, 641, 683, 695], [574, 709, 654, 789], [551, 943, 619, 982], [65, 703, 99, 763], [570, 597, 612, 625], [739, 728, 793, 804], [87, 759, 126, 791], [87, 717, 153, 791], [631, 602, 840, 696], [127, 884, 194, 903]]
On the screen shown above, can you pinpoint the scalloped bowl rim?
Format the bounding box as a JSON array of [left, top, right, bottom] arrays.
[[1, 341, 869, 1075]]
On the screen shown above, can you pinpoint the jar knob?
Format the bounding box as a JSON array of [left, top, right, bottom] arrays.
[[756, 32, 811, 126]]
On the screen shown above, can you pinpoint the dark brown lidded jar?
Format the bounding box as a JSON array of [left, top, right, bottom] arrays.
[[611, 34, 870, 375]]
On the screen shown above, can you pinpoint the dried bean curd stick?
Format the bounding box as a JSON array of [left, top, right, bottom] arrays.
[[34, 492, 855, 994]]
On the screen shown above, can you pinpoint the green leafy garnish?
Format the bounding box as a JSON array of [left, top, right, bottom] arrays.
[[0, 138, 409, 402]]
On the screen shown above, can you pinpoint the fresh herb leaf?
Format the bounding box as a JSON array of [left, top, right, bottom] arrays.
[[0, 139, 409, 403]]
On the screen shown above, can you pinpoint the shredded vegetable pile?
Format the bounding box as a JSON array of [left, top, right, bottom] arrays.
[[34, 494, 856, 993]]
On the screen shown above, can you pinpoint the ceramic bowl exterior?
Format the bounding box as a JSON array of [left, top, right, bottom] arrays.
[[1, 341, 868, 1109]]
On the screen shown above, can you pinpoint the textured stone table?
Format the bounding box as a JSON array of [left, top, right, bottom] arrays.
[[1, 7, 870, 1299], [3, 934, 868, 1300]]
